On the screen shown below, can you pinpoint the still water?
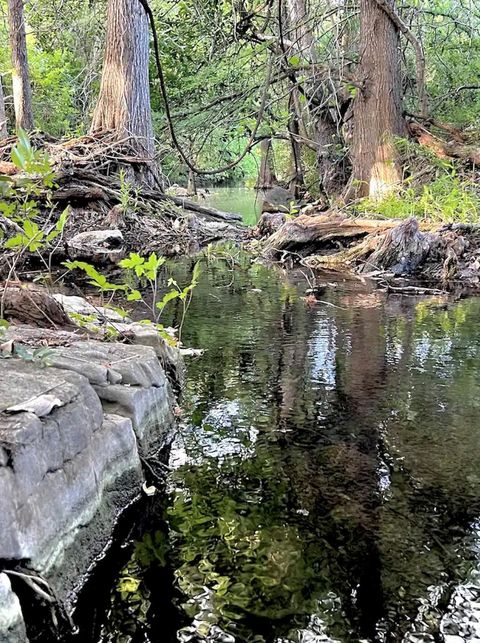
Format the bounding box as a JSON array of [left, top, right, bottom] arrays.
[[200, 187, 263, 225], [81, 253, 480, 643]]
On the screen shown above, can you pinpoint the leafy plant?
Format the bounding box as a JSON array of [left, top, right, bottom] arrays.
[[63, 252, 201, 344], [355, 172, 480, 223], [0, 131, 69, 270], [118, 168, 139, 213]]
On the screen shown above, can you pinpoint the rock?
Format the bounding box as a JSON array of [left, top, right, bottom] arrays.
[[260, 187, 295, 213], [0, 326, 182, 635], [67, 229, 124, 263], [47, 341, 177, 454], [0, 360, 142, 605], [113, 321, 185, 391], [52, 294, 130, 324], [0, 574, 28, 643]]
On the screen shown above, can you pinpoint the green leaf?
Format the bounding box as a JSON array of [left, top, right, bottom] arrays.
[[156, 289, 180, 313], [11, 146, 25, 170], [192, 261, 202, 285], [126, 289, 142, 301], [4, 234, 25, 249], [119, 252, 145, 277]]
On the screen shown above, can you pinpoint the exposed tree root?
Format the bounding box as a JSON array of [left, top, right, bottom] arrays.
[[0, 132, 246, 275], [257, 211, 480, 290]]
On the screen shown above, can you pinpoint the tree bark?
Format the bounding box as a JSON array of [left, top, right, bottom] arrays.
[[0, 78, 8, 138], [349, 0, 406, 200], [91, 0, 155, 163], [7, 0, 34, 131], [286, 0, 340, 196], [187, 168, 197, 196], [255, 138, 277, 189]]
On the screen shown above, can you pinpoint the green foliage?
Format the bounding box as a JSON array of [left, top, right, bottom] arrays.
[[118, 169, 139, 213], [0, 133, 68, 266], [355, 173, 480, 223], [63, 252, 201, 344]]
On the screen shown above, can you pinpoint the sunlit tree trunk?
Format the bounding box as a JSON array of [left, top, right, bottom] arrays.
[[7, 0, 34, 131], [0, 78, 8, 138], [91, 0, 155, 162], [255, 138, 277, 189], [349, 0, 405, 200]]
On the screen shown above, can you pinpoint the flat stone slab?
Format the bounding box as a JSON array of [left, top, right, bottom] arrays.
[[0, 574, 28, 643], [0, 361, 142, 572], [0, 312, 182, 638], [48, 340, 168, 388]]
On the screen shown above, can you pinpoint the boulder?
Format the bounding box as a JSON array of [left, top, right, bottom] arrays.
[[66, 229, 124, 263]]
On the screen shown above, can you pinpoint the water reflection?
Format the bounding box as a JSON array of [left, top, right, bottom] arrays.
[[96, 254, 480, 643]]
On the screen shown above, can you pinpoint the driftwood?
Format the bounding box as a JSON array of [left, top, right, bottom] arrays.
[[259, 211, 480, 290], [0, 132, 246, 274], [0, 132, 242, 224], [262, 212, 399, 260], [0, 286, 75, 328], [165, 195, 241, 222]]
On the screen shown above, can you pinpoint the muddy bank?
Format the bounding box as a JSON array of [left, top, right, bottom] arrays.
[[0, 295, 183, 642], [253, 210, 480, 292]]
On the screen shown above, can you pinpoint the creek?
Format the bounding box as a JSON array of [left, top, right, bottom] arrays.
[[198, 187, 263, 225], [69, 248, 480, 643]]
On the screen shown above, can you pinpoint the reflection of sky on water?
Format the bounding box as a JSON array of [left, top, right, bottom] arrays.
[[308, 315, 338, 390], [170, 399, 259, 468]]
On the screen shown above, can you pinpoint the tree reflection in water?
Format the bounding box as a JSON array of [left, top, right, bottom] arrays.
[[94, 255, 480, 643]]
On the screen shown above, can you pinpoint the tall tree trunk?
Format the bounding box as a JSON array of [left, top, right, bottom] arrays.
[[286, 0, 340, 197], [7, 0, 34, 131], [287, 95, 304, 197], [187, 168, 197, 196], [91, 0, 155, 163], [255, 138, 277, 189], [349, 0, 405, 200], [0, 78, 8, 139]]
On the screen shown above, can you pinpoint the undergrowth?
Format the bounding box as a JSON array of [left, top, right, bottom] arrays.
[[354, 139, 480, 223], [355, 174, 480, 223]]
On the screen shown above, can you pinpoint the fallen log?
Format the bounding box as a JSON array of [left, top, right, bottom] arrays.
[[165, 194, 242, 223], [0, 286, 76, 329], [409, 121, 480, 165], [262, 212, 398, 260], [260, 211, 480, 289]]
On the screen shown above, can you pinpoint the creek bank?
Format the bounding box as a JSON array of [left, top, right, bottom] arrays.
[[0, 295, 184, 642], [0, 133, 247, 278], [253, 210, 480, 292]]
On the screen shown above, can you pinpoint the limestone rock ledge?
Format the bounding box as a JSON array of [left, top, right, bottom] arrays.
[[0, 574, 27, 643], [0, 331, 182, 641]]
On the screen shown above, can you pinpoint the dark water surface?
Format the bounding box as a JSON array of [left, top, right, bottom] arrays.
[[85, 253, 480, 643]]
